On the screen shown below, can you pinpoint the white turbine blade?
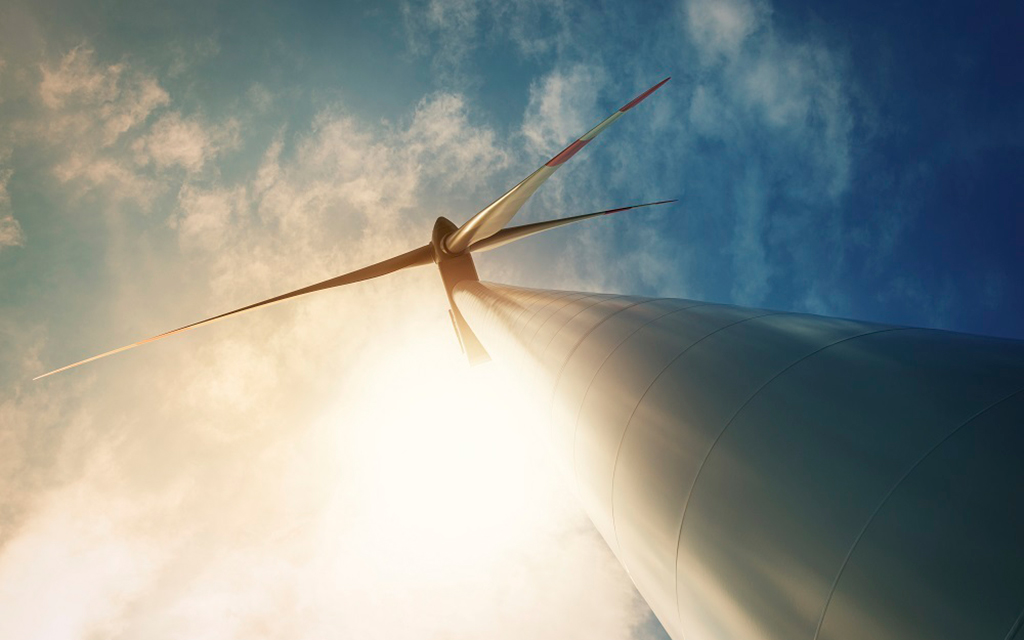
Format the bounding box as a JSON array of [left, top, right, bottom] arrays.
[[443, 76, 670, 255], [468, 199, 676, 254], [34, 244, 434, 380]]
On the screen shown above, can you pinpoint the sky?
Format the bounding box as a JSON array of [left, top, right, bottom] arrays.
[[0, 0, 1021, 638]]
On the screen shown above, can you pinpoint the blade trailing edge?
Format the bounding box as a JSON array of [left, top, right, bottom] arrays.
[[443, 77, 671, 255], [34, 244, 434, 380], [467, 200, 677, 254]]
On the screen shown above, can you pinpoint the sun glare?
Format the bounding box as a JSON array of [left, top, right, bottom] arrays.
[[318, 323, 567, 586]]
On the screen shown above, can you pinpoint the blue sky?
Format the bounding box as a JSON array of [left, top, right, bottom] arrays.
[[3, 0, 1022, 338], [0, 0, 1021, 638]]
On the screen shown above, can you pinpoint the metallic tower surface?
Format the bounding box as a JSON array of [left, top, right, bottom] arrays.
[[454, 280, 1024, 640]]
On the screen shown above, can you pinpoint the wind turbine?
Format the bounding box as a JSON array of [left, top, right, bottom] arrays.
[[33, 77, 1024, 640], [34, 77, 672, 379]]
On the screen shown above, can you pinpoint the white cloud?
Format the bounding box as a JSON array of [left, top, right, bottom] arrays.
[[195, 91, 510, 269], [402, 0, 586, 85], [685, 0, 766, 61], [402, 0, 481, 83], [39, 46, 121, 109], [425, 0, 479, 52], [29, 47, 183, 206], [0, 214, 23, 249], [522, 65, 609, 156], [0, 169, 24, 249], [53, 153, 163, 206], [26, 47, 245, 213], [101, 76, 170, 145], [174, 182, 248, 250], [683, 1, 852, 198], [406, 92, 511, 187], [0, 481, 170, 640], [400, 0, 864, 314], [39, 46, 170, 146], [132, 111, 237, 173], [681, 0, 858, 306], [505, 65, 694, 300]]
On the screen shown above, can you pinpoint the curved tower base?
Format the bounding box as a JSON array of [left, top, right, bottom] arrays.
[[454, 281, 1024, 640]]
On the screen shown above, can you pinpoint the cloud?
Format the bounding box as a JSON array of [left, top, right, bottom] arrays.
[[25, 47, 241, 212], [521, 65, 610, 157], [402, 0, 587, 85], [29, 47, 177, 206], [38, 46, 121, 109], [680, 0, 859, 308], [52, 153, 163, 207], [682, 2, 855, 190], [405, 92, 511, 187], [189, 90, 509, 268], [400, 0, 865, 315], [0, 479, 170, 640], [133, 111, 238, 173], [495, 65, 694, 302], [685, 0, 767, 61], [0, 169, 25, 250], [173, 182, 248, 250], [403, 0, 481, 83], [167, 36, 220, 78], [39, 46, 170, 146], [0, 214, 23, 249]]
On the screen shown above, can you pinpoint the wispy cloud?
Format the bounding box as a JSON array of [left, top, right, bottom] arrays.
[[401, 0, 593, 87], [0, 169, 24, 250], [39, 46, 170, 146], [685, 0, 767, 62], [173, 182, 248, 250], [32, 47, 171, 206], [679, 0, 859, 307], [521, 65, 610, 156], [167, 36, 220, 79], [0, 215, 23, 249], [406, 92, 511, 187], [132, 111, 238, 173]]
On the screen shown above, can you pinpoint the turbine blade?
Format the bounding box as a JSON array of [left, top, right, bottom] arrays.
[[444, 77, 671, 255], [34, 244, 434, 380], [468, 200, 676, 254]]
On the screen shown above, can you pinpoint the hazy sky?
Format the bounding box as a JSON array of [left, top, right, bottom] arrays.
[[1, 0, 1021, 638]]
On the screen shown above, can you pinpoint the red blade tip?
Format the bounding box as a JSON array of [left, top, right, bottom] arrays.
[[620, 77, 671, 112]]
